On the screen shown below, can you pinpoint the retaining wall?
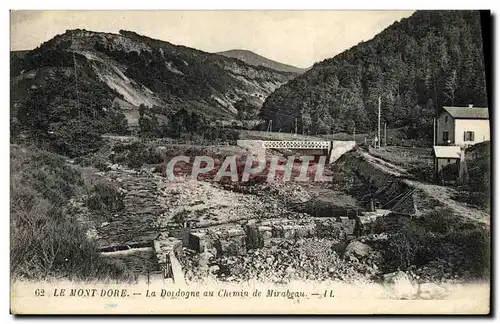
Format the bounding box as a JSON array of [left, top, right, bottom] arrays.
[[339, 150, 417, 215], [153, 237, 185, 284]]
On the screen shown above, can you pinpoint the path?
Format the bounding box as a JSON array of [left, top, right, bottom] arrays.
[[359, 150, 490, 226], [95, 167, 164, 249]]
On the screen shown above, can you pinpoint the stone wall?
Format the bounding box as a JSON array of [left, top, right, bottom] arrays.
[[329, 141, 356, 163], [153, 236, 185, 283], [236, 140, 265, 155]]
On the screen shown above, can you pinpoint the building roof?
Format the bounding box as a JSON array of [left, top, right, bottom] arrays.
[[442, 106, 489, 119], [433, 146, 462, 159]]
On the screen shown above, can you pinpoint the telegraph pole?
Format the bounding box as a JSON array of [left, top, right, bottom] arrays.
[[384, 123, 387, 147], [377, 96, 381, 148], [295, 117, 298, 135], [433, 118, 436, 146], [353, 124, 356, 143], [267, 120, 273, 133]]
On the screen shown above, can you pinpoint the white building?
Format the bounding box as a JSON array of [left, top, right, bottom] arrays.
[[436, 105, 490, 146], [433, 105, 489, 182]]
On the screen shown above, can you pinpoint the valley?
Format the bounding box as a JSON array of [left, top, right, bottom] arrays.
[[39, 133, 488, 300], [9, 10, 491, 306]]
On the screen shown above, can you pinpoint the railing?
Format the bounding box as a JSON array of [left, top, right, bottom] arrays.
[[262, 141, 331, 150]]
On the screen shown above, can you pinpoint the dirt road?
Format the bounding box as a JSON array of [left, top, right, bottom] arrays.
[[360, 150, 490, 226]]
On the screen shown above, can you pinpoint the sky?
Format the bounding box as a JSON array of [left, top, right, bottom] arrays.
[[10, 10, 414, 68]]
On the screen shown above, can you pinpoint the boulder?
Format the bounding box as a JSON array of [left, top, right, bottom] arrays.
[[198, 251, 213, 268], [383, 271, 417, 299], [418, 282, 447, 300], [344, 241, 371, 258], [209, 265, 220, 273], [332, 241, 349, 255]]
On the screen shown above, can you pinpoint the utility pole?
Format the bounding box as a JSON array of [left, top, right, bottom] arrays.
[[353, 124, 356, 143], [377, 96, 381, 148], [295, 117, 298, 135], [433, 118, 436, 146], [384, 123, 387, 147]]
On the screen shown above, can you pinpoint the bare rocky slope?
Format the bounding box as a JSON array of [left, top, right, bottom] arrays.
[[11, 29, 296, 131], [217, 49, 307, 74]]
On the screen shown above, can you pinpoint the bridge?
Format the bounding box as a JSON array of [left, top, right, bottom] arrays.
[[237, 140, 356, 163], [262, 140, 331, 150]]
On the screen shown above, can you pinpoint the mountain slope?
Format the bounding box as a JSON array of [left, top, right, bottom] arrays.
[[217, 49, 307, 74], [11, 29, 296, 155], [12, 29, 294, 121], [260, 11, 488, 138]]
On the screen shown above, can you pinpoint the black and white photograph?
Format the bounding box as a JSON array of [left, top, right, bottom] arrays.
[[8, 9, 491, 315]]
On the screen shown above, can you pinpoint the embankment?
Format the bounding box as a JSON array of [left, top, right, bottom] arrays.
[[336, 149, 421, 215]]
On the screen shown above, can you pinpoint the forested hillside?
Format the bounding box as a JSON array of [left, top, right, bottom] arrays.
[[11, 29, 294, 157], [261, 11, 488, 138]]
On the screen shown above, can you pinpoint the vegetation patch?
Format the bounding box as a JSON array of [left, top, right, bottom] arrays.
[[86, 180, 125, 222], [10, 145, 131, 281], [383, 209, 490, 279]]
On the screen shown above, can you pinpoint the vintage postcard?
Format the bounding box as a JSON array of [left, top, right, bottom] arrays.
[[10, 10, 491, 315]]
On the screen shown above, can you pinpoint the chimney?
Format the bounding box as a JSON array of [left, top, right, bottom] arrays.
[[468, 104, 474, 108]]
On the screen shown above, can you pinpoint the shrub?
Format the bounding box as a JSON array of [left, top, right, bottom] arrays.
[[446, 228, 490, 278], [224, 242, 242, 257], [315, 221, 348, 241], [421, 209, 456, 234], [385, 223, 440, 271], [385, 231, 415, 270], [78, 152, 110, 172], [86, 181, 125, 218], [383, 210, 490, 278], [111, 141, 163, 169]]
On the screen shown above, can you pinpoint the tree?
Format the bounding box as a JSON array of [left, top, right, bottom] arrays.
[[301, 110, 312, 134], [260, 11, 487, 139], [138, 112, 159, 138], [444, 69, 458, 106], [139, 104, 146, 118]]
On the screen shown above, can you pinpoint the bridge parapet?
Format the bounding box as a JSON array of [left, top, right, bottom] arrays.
[[236, 139, 356, 163], [262, 141, 331, 150]]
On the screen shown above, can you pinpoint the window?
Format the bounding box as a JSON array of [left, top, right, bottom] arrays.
[[443, 131, 449, 142], [464, 131, 475, 142], [445, 115, 448, 123]]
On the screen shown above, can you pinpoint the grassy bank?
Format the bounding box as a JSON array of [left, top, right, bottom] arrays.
[[368, 146, 434, 181], [10, 144, 131, 281], [382, 209, 490, 280]]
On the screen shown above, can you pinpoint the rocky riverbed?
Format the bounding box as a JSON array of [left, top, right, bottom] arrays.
[[75, 155, 488, 294]]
